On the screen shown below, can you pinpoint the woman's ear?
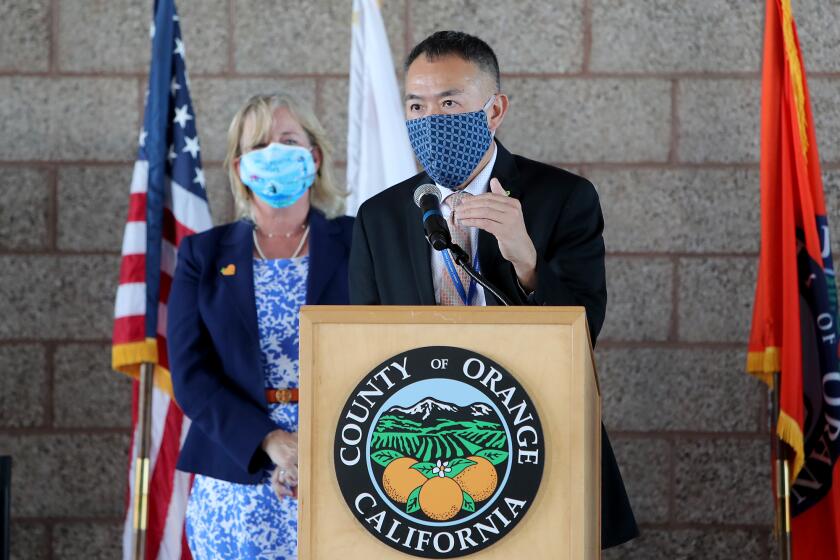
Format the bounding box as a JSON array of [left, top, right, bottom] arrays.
[[311, 146, 322, 172]]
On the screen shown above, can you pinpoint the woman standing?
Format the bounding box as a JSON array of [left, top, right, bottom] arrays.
[[167, 93, 352, 559]]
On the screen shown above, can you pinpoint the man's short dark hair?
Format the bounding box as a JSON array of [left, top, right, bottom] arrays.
[[405, 31, 501, 91]]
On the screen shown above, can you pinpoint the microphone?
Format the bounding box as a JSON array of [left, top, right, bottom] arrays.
[[413, 184, 451, 250], [412, 183, 514, 306]]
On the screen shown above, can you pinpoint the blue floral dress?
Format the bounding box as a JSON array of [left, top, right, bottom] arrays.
[[186, 256, 308, 560]]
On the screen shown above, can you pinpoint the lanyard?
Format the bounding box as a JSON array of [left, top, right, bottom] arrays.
[[442, 247, 481, 305]]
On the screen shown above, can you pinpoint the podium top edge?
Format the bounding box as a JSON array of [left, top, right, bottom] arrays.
[[299, 305, 588, 326]]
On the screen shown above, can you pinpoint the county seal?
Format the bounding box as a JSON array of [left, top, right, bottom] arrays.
[[334, 347, 545, 558]]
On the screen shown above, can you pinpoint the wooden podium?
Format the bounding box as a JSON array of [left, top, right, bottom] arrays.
[[298, 306, 600, 559]]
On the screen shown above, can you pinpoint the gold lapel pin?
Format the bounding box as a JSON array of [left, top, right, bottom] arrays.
[[220, 264, 236, 276]]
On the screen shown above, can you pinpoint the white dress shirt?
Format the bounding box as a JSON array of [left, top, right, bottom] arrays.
[[432, 142, 498, 305]]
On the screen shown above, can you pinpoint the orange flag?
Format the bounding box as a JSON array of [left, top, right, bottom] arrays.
[[747, 0, 840, 556]]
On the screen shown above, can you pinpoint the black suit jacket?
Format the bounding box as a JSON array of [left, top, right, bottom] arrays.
[[350, 142, 609, 336], [349, 141, 638, 549]]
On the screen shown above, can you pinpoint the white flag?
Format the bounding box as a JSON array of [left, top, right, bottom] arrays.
[[346, 0, 417, 216]]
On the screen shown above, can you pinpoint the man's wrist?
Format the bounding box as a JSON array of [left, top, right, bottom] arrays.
[[515, 271, 536, 293], [512, 254, 537, 293]]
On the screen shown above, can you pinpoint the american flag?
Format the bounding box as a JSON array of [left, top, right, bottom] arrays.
[[111, 0, 212, 558]]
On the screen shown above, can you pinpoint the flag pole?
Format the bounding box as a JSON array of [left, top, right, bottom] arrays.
[[132, 361, 155, 560], [772, 371, 792, 560]]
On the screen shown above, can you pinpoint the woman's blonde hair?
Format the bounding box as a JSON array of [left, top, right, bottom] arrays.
[[224, 93, 347, 220]]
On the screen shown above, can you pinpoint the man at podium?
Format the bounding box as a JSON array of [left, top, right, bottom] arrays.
[[349, 30, 638, 549]]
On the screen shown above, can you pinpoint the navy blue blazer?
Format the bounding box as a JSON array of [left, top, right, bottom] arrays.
[[167, 209, 353, 484]]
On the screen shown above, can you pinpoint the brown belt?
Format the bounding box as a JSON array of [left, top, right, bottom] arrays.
[[265, 388, 299, 404]]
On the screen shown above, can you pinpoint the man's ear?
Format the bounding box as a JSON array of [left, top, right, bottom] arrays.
[[488, 93, 509, 133]]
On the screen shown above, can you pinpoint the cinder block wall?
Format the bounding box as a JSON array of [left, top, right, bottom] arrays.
[[1, 1, 838, 558]]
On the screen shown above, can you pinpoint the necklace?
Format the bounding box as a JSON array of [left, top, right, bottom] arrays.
[[254, 221, 307, 239], [253, 225, 310, 260]]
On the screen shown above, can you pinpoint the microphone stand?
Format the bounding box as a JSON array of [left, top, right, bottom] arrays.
[[446, 242, 514, 307]]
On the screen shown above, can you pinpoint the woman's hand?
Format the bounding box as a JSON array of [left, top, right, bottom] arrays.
[[261, 429, 298, 499], [270, 465, 297, 500]]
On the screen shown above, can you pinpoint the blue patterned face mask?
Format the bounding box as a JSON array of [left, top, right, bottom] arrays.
[[406, 96, 495, 189], [238, 143, 316, 208]]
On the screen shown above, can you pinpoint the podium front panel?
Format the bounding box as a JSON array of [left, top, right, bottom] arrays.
[[298, 306, 600, 559]]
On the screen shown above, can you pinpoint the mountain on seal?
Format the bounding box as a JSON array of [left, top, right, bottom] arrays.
[[387, 398, 494, 421]]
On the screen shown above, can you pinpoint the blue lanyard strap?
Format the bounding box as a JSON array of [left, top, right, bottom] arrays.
[[442, 248, 481, 305]]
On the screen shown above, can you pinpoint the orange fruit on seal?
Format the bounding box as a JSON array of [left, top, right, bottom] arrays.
[[382, 457, 427, 503], [454, 456, 498, 502], [419, 476, 463, 521]]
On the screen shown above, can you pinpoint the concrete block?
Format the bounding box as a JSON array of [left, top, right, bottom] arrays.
[[608, 437, 670, 524], [0, 344, 46, 428], [0, 255, 120, 340], [678, 257, 758, 342], [320, 78, 349, 162], [590, 0, 763, 72], [794, 0, 840, 73], [53, 522, 123, 560], [53, 344, 132, 428], [204, 164, 235, 223], [189, 78, 316, 162], [0, 1, 50, 72], [57, 166, 132, 252], [674, 437, 773, 524], [600, 257, 673, 342], [0, 433, 130, 517], [333, 163, 348, 202], [598, 348, 764, 432], [766, 526, 778, 559], [57, 0, 148, 72], [501, 78, 671, 163], [592, 168, 760, 253], [0, 167, 51, 250], [60, 0, 228, 73], [10, 523, 48, 560], [603, 528, 766, 560], [678, 79, 761, 163], [409, 0, 584, 73], [58, 164, 225, 248], [0, 78, 138, 161], [177, 0, 230, 74], [811, 78, 840, 164], [234, 0, 406, 74]]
